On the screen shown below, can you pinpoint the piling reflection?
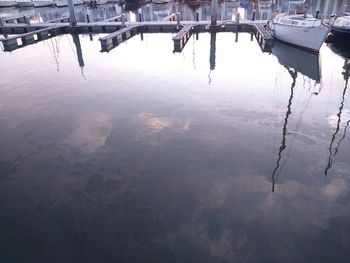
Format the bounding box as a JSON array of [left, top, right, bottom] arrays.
[[72, 33, 86, 78], [209, 32, 216, 70]]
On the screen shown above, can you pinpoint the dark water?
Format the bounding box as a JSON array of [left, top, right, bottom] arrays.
[[0, 0, 349, 23], [1, 20, 350, 263]]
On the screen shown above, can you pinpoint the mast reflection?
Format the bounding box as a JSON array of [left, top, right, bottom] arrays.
[[324, 43, 350, 175], [271, 67, 297, 193], [270, 41, 321, 192]]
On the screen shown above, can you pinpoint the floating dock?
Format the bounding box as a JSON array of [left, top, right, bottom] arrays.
[[0, 14, 273, 53]]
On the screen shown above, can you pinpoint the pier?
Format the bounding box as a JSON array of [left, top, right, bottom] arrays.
[[1, 20, 273, 52], [0, 0, 274, 53]]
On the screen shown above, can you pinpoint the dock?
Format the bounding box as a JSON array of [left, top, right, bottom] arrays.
[[173, 24, 194, 52], [1, 16, 273, 53], [100, 25, 141, 52], [254, 23, 273, 52]]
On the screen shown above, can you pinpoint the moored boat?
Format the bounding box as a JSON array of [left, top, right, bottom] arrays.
[[330, 15, 350, 42], [0, 0, 17, 7], [16, 0, 34, 7], [55, 0, 67, 6], [153, 0, 172, 4], [268, 13, 329, 52], [33, 0, 54, 7]]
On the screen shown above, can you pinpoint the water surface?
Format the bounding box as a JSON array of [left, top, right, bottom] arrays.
[[0, 28, 350, 262]]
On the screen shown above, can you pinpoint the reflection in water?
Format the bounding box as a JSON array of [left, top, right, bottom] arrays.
[[324, 58, 349, 175], [72, 34, 86, 79], [270, 41, 323, 192], [48, 37, 60, 72], [208, 32, 216, 88], [271, 67, 297, 192], [1, 32, 350, 263], [209, 32, 216, 70], [271, 41, 321, 83]]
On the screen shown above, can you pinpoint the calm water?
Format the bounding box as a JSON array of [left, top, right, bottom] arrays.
[[1, 10, 350, 263]]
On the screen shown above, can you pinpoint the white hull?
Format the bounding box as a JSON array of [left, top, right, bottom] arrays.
[[55, 0, 67, 6], [0, 0, 17, 7], [153, 0, 173, 4], [96, 0, 108, 5], [17, 0, 34, 6], [74, 0, 83, 5], [272, 23, 329, 51], [33, 0, 53, 6]]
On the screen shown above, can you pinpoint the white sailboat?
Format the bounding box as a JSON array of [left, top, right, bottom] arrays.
[[268, 13, 329, 52], [55, 0, 67, 7], [96, 0, 108, 5], [16, 0, 34, 7], [153, 0, 173, 4], [33, 0, 54, 7], [268, 0, 329, 52], [0, 0, 17, 7]]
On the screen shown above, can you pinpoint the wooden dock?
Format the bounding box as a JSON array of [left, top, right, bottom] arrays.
[[254, 23, 273, 52], [0, 19, 273, 53], [100, 25, 141, 52], [173, 24, 194, 52]]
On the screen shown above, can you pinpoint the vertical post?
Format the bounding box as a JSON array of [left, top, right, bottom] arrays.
[[176, 12, 180, 27], [252, 10, 256, 21], [86, 14, 90, 23], [211, 0, 217, 26], [121, 14, 126, 26], [315, 10, 320, 19], [138, 10, 142, 22], [68, 0, 77, 26], [196, 11, 199, 22], [24, 16, 30, 26], [235, 12, 240, 23]]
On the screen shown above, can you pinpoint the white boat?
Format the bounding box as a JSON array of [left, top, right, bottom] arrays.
[[0, 0, 17, 7], [16, 0, 34, 6], [153, 0, 173, 4], [74, 0, 83, 5], [55, 0, 67, 6], [33, 0, 54, 7], [268, 13, 330, 52], [96, 0, 108, 5]]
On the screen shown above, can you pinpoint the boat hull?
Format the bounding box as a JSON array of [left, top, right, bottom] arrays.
[[153, 0, 172, 3], [33, 0, 53, 6], [17, 0, 34, 6], [271, 22, 329, 52], [0, 1, 17, 7], [55, 0, 67, 7], [331, 27, 350, 42]]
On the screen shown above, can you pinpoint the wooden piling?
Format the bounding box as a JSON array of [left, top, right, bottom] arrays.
[[68, 0, 77, 26], [211, 0, 217, 26]]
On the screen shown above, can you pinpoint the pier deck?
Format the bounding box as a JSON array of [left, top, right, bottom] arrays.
[[0, 20, 273, 53]]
